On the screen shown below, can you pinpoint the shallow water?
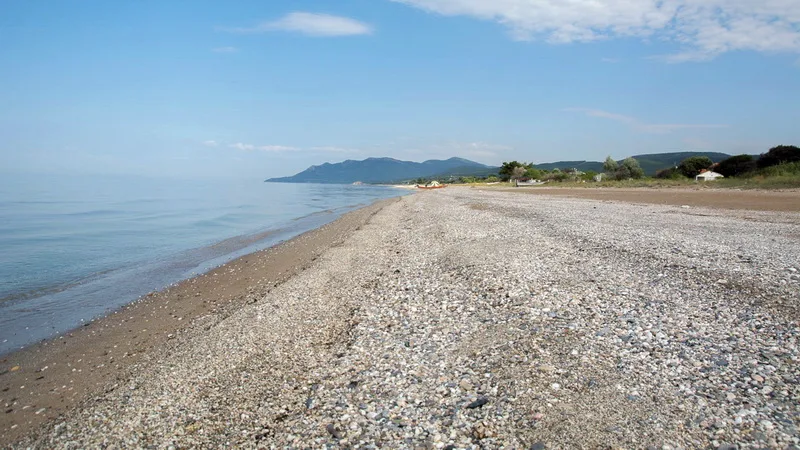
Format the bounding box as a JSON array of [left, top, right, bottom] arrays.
[[0, 174, 405, 354]]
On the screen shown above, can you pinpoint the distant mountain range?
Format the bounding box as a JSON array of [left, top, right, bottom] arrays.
[[265, 157, 492, 184], [265, 152, 733, 184]]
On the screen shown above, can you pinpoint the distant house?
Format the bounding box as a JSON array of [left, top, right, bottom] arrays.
[[695, 170, 724, 181]]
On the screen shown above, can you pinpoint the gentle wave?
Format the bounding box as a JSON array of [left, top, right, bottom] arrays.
[[0, 177, 406, 354]]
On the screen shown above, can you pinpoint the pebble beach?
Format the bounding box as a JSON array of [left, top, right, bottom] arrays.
[[6, 188, 800, 449]]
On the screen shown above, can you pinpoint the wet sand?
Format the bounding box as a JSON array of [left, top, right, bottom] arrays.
[[483, 187, 800, 212], [0, 198, 399, 446]]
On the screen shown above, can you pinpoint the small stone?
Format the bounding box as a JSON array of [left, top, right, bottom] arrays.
[[467, 396, 489, 409], [751, 374, 764, 383], [539, 365, 555, 373], [550, 383, 561, 391], [326, 424, 343, 439], [530, 442, 546, 450]]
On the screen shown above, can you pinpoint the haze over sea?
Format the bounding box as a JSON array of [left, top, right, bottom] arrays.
[[0, 174, 403, 355]]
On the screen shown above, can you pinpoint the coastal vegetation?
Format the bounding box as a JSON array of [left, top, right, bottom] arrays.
[[265, 148, 798, 189], [426, 145, 800, 189]]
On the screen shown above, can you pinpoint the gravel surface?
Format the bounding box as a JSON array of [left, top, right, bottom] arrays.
[[19, 188, 800, 449]]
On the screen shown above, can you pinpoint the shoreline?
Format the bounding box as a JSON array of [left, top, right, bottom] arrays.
[[0, 202, 392, 356], [12, 187, 798, 448], [0, 197, 401, 446]]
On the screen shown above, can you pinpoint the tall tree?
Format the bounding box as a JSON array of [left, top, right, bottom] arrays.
[[603, 156, 618, 173], [613, 157, 644, 180], [621, 157, 645, 179], [499, 161, 525, 181], [717, 154, 757, 177], [678, 156, 714, 178], [757, 145, 800, 168]]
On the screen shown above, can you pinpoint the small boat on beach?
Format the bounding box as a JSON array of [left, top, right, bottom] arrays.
[[416, 181, 446, 189], [515, 179, 546, 187]]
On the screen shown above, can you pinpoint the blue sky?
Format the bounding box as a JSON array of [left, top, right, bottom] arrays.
[[2, 0, 799, 179]]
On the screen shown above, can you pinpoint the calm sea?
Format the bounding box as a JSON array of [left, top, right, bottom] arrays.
[[0, 174, 405, 355]]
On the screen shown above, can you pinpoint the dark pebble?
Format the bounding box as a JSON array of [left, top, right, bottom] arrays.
[[326, 423, 343, 439], [467, 396, 489, 409], [530, 442, 546, 450]]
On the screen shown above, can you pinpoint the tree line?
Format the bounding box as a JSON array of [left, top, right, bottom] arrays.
[[656, 145, 800, 179]]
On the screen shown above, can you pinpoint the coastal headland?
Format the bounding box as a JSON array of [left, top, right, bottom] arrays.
[[3, 188, 799, 448]]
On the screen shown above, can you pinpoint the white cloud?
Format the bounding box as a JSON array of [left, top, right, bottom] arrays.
[[260, 145, 299, 152], [202, 140, 219, 147], [393, 0, 800, 60], [564, 107, 728, 133], [211, 46, 239, 53], [228, 143, 299, 152], [221, 12, 373, 37], [229, 142, 255, 151]]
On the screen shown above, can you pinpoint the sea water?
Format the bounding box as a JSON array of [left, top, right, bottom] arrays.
[[0, 174, 405, 355]]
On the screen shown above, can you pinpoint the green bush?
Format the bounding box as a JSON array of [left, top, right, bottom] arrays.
[[603, 156, 618, 173], [525, 168, 543, 180], [543, 171, 569, 182], [757, 145, 800, 169], [613, 157, 645, 180], [654, 167, 684, 179], [678, 156, 714, 178], [716, 154, 757, 177], [757, 161, 800, 177], [581, 170, 598, 181]]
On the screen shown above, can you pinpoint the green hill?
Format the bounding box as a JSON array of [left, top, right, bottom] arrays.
[[533, 152, 732, 176], [266, 152, 735, 184], [266, 157, 491, 184], [629, 152, 731, 175]]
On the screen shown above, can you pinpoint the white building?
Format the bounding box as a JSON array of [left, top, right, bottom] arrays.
[[695, 170, 724, 181]]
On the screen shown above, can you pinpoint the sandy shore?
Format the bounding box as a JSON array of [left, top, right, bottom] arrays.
[[5, 188, 800, 448], [480, 186, 800, 212], [0, 198, 398, 446]]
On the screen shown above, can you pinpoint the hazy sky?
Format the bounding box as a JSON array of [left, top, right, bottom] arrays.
[[2, 0, 799, 179]]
